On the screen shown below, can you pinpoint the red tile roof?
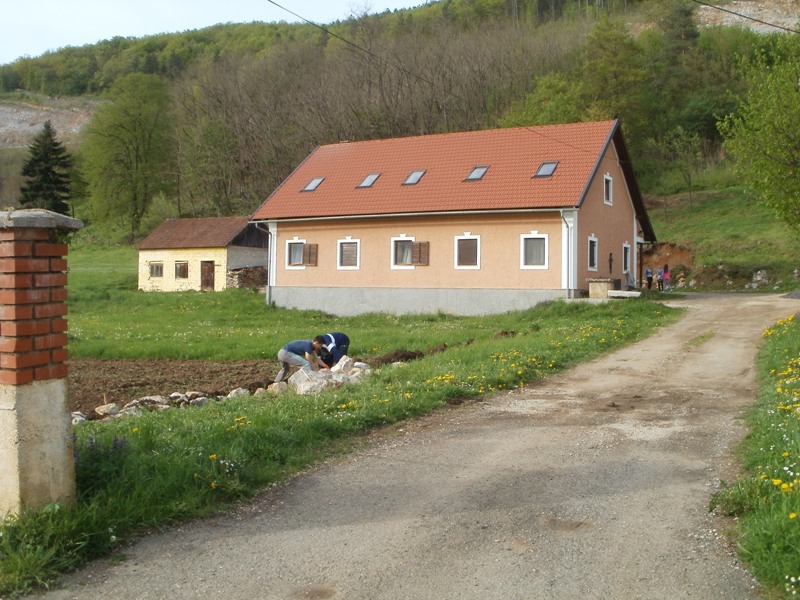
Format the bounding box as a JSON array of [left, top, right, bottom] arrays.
[[137, 217, 252, 250], [251, 120, 625, 221]]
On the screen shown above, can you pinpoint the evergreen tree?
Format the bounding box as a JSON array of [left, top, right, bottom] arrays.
[[19, 120, 73, 215]]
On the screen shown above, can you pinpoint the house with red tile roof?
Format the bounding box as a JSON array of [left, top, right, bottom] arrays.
[[137, 217, 269, 292], [250, 119, 655, 315]]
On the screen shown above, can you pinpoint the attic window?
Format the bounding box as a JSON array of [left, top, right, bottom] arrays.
[[303, 177, 324, 192], [403, 170, 426, 185], [466, 166, 488, 181], [534, 161, 558, 177], [358, 173, 380, 188]]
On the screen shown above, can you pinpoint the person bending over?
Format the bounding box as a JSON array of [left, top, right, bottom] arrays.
[[274, 338, 326, 383]]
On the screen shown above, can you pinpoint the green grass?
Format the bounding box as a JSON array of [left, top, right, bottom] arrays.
[[710, 314, 800, 598], [0, 242, 682, 597], [647, 186, 800, 291]]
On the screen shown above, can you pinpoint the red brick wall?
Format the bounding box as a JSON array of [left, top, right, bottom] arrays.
[[0, 228, 69, 385]]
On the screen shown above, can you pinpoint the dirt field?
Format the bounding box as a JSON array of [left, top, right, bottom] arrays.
[[67, 351, 419, 417], [67, 358, 275, 417], [38, 293, 800, 600]]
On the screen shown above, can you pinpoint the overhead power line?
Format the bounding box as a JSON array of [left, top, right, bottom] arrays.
[[688, 0, 800, 35]]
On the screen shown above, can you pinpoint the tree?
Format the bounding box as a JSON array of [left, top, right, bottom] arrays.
[[81, 73, 175, 239], [719, 49, 800, 231], [19, 120, 73, 215]]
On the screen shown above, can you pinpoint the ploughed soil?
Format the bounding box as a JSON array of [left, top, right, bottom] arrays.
[[67, 349, 426, 419], [67, 359, 275, 417]]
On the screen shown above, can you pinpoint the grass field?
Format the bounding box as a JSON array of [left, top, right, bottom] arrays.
[[0, 240, 684, 597]]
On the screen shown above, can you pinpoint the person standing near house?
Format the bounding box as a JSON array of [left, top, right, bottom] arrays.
[[656, 266, 664, 291], [274, 339, 327, 383], [316, 332, 351, 368], [645, 266, 653, 290], [663, 264, 671, 291]]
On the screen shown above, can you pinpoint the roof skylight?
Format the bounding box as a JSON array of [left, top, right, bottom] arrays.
[[303, 177, 324, 191], [534, 162, 558, 177], [403, 170, 426, 185], [466, 166, 489, 181], [359, 173, 381, 188]]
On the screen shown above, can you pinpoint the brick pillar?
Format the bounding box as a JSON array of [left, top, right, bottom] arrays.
[[0, 209, 82, 516]]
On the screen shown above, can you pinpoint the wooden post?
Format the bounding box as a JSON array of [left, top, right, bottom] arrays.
[[0, 210, 82, 516]]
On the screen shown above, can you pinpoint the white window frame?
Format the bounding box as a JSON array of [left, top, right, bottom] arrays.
[[520, 231, 549, 270], [588, 234, 598, 272], [286, 237, 307, 270], [454, 233, 480, 270], [337, 236, 360, 270], [149, 261, 163, 278], [603, 173, 613, 205], [391, 234, 416, 270], [622, 242, 631, 273]]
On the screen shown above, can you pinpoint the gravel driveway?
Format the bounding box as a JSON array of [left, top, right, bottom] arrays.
[[37, 293, 798, 600]]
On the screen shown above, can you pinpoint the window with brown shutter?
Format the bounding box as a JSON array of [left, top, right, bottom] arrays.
[[287, 241, 318, 267]]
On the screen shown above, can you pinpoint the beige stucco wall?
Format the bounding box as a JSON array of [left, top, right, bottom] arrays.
[[138, 247, 267, 292], [272, 213, 565, 290], [0, 379, 74, 515]]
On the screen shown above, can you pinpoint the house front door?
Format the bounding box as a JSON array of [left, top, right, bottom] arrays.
[[201, 261, 215, 291]]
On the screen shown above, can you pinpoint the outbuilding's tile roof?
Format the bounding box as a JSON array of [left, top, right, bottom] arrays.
[[251, 120, 620, 221], [137, 216, 251, 250]]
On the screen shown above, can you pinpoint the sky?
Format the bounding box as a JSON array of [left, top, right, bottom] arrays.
[[1, 0, 424, 65]]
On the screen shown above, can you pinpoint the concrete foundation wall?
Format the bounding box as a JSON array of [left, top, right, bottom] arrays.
[[0, 380, 74, 514], [270, 286, 568, 316]]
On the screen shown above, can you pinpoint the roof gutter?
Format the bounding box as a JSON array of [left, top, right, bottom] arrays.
[[250, 206, 578, 225]]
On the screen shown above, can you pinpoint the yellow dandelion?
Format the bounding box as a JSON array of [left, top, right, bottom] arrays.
[[791, 513, 797, 519]]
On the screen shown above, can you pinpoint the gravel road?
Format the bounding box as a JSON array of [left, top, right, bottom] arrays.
[[36, 293, 798, 600]]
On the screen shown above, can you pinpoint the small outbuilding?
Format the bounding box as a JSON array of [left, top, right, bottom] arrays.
[[137, 217, 269, 292]]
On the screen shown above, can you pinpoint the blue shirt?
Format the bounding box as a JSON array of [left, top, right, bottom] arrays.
[[321, 332, 350, 362], [283, 340, 314, 356]]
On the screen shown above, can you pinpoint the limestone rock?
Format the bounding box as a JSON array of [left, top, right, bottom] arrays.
[[95, 403, 120, 417]]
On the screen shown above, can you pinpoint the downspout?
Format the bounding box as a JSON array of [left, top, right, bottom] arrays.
[[255, 222, 273, 306], [560, 210, 575, 299]]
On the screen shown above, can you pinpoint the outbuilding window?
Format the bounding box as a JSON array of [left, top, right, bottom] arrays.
[[175, 261, 189, 279]]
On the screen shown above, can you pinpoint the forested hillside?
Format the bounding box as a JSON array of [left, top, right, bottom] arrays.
[[0, 0, 798, 242]]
